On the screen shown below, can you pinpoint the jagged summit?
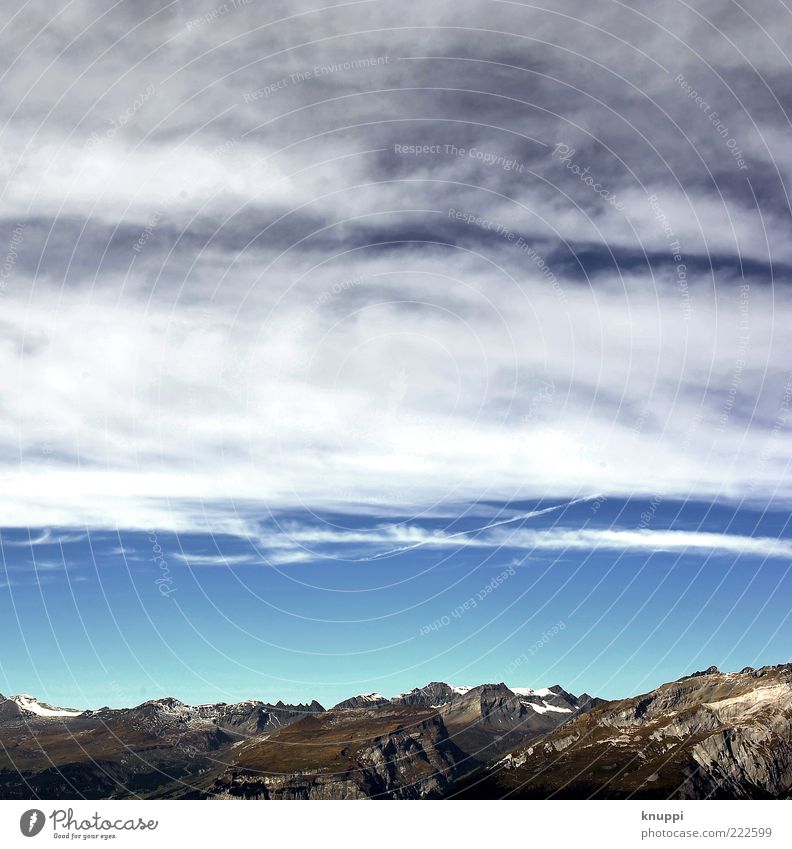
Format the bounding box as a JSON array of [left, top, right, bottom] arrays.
[[461, 662, 792, 800], [333, 692, 389, 710], [679, 664, 720, 680], [2, 664, 789, 799]]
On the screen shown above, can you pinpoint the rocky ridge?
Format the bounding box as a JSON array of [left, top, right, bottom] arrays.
[[456, 664, 792, 799]]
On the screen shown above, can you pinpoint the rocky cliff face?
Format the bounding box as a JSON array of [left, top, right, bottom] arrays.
[[207, 705, 467, 800], [6, 667, 787, 800], [332, 693, 390, 710], [457, 665, 792, 799], [439, 683, 574, 762], [0, 681, 599, 799], [195, 698, 325, 734], [392, 682, 466, 707], [460, 683, 600, 764], [0, 694, 325, 799], [204, 683, 600, 799]]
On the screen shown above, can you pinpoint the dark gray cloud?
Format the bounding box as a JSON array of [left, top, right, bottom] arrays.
[[1, 0, 791, 530]]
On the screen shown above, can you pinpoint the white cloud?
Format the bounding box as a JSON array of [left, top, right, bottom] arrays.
[[171, 552, 260, 566], [0, 263, 790, 533], [495, 528, 792, 560], [238, 522, 792, 563], [1, 530, 88, 547], [2, 0, 792, 537], [3, 140, 295, 226]]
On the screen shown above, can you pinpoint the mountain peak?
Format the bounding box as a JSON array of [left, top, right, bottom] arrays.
[[680, 665, 720, 680], [333, 692, 389, 710], [466, 663, 792, 800], [8, 694, 84, 718]]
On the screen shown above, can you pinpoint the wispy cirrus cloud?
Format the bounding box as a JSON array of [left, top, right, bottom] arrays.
[[244, 521, 792, 564], [495, 528, 792, 560], [171, 552, 261, 567], [1, 530, 88, 547]]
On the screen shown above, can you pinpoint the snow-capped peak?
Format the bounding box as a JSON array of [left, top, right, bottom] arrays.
[[10, 694, 83, 718], [511, 687, 553, 698]]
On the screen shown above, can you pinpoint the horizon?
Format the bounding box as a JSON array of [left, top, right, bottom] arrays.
[[5, 657, 785, 713], [3, 495, 791, 710], [2, 1, 792, 726]]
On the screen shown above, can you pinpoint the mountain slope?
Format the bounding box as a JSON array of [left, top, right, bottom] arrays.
[[439, 683, 599, 764], [453, 665, 792, 799], [6, 695, 84, 718], [206, 705, 468, 800], [392, 682, 472, 707], [0, 681, 597, 799], [198, 682, 599, 799], [0, 694, 324, 799], [8, 667, 787, 801], [332, 693, 389, 710]]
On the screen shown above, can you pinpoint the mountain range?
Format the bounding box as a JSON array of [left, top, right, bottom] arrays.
[[0, 664, 789, 799]]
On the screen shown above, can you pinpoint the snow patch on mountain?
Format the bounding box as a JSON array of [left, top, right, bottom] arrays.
[[10, 695, 83, 717], [511, 687, 553, 697], [528, 702, 573, 714]]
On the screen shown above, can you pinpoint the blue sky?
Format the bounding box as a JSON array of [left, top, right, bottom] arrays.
[[1, 1, 792, 710], [2, 496, 791, 708]]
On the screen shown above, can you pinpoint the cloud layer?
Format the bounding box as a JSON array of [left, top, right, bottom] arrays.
[[2, 0, 791, 536]]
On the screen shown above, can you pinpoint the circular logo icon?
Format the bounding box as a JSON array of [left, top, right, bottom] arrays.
[[20, 810, 46, 837]]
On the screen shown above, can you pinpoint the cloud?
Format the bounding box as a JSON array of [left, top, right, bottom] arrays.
[[1, 266, 789, 533], [1, 0, 791, 534], [495, 528, 792, 560], [171, 552, 261, 566], [244, 518, 792, 564], [1, 530, 88, 547], [2, 140, 296, 227]]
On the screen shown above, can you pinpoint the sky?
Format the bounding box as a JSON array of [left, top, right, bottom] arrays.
[[1, 0, 791, 709]]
